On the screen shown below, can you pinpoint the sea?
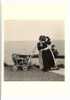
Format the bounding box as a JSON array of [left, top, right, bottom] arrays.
[[4, 40, 65, 64]]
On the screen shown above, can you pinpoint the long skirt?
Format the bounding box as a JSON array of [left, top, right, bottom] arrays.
[[42, 49, 55, 71], [39, 51, 43, 69]]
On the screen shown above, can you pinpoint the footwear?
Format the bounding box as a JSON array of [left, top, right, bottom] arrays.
[[53, 66, 60, 70], [42, 68, 49, 72]]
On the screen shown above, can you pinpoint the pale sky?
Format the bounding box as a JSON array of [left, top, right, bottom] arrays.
[[5, 20, 64, 41], [3, 0, 65, 41]]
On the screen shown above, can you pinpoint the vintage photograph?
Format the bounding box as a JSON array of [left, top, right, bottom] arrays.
[[4, 20, 65, 81]]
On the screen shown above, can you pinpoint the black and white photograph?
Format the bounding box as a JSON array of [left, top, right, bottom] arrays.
[[4, 20, 65, 81]]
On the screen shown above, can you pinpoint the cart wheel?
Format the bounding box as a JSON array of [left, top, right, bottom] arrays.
[[22, 66, 28, 71], [12, 65, 17, 71]]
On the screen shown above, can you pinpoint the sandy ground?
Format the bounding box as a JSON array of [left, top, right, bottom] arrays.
[[50, 68, 64, 75], [4, 67, 64, 81], [4, 58, 65, 81]]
